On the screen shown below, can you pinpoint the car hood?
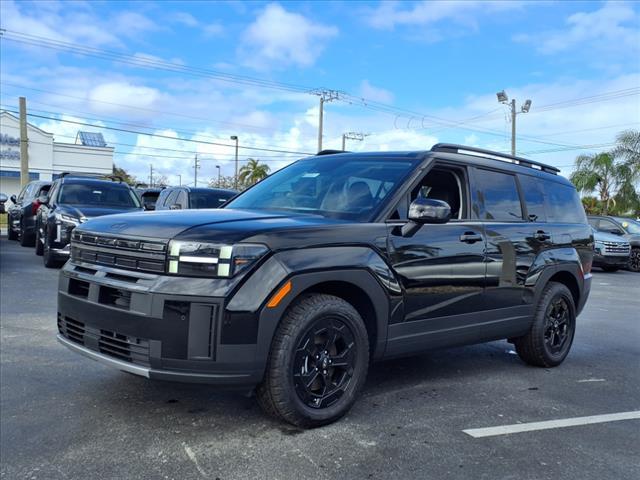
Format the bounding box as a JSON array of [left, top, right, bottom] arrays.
[[60, 205, 141, 219], [593, 230, 630, 243], [74, 208, 352, 242]]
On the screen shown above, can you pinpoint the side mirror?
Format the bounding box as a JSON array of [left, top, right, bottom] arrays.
[[10, 194, 17, 204], [402, 198, 451, 237], [38, 194, 49, 206], [170, 204, 182, 210]]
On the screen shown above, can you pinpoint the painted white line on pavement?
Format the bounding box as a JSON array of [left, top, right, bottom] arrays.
[[463, 411, 640, 438], [577, 378, 606, 383]]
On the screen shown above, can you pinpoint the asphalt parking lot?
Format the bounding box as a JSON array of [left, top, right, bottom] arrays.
[[1, 237, 639, 480]]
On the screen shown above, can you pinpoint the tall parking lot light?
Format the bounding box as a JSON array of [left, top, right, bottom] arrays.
[[230, 136, 239, 189]]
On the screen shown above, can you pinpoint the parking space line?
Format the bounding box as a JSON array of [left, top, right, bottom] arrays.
[[463, 411, 640, 438]]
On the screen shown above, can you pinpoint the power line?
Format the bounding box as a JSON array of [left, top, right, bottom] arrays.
[[1, 109, 315, 156]]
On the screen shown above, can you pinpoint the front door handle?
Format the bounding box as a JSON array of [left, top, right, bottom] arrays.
[[459, 232, 483, 243], [534, 230, 551, 241]]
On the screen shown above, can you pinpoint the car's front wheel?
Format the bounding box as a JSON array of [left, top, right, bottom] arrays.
[[629, 248, 640, 273], [7, 221, 18, 241], [257, 294, 370, 428], [515, 282, 576, 367], [19, 220, 35, 247]]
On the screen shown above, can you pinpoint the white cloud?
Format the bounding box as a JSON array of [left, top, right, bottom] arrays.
[[203, 22, 225, 37], [88, 82, 161, 114], [239, 3, 338, 69], [359, 80, 394, 104], [514, 2, 640, 70], [172, 11, 199, 28], [365, 0, 522, 31]]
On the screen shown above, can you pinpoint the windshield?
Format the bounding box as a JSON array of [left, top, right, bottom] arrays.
[[615, 217, 640, 234], [59, 183, 140, 208], [190, 190, 236, 209], [225, 156, 418, 221]]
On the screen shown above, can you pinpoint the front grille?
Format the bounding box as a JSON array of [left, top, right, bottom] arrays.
[[603, 241, 630, 254], [70, 231, 166, 274], [98, 329, 150, 365], [58, 315, 85, 345]]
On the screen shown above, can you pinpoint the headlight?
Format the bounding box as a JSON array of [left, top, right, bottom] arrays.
[[167, 241, 268, 277], [56, 212, 80, 225]]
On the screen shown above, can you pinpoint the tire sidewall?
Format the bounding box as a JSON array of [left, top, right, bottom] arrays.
[[272, 296, 369, 426], [538, 283, 576, 366]]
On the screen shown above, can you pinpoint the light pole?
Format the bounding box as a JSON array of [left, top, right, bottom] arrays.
[[216, 165, 221, 187], [230, 136, 239, 189], [342, 132, 368, 151], [177, 174, 182, 186], [496, 90, 532, 156]]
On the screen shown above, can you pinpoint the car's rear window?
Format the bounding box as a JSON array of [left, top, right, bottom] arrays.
[[543, 181, 586, 224], [190, 190, 236, 209]]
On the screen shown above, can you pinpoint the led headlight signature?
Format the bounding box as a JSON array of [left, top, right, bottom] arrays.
[[167, 241, 268, 278]]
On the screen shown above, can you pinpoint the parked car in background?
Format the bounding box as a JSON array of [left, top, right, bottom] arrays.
[[0, 193, 7, 214], [6, 180, 52, 246], [134, 185, 166, 211], [57, 144, 592, 427], [155, 186, 237, 210], [35, 173, 142, 268], [591, 227, 630, 272], [588, 215, 640, 272]]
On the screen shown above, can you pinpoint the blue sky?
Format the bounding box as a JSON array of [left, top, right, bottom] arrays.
[[1, 0, 639, 184]]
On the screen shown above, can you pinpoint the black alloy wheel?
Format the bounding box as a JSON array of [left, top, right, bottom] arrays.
[[543, 298, 571, 357], [292, 317, 357, 410], [515, 282, 576, 367], [629, 248, 640, 272], [257, 294, 369, 428]]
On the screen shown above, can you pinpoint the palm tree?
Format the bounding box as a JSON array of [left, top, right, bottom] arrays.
[[238, 158, 270, 187], [570, 152, 623, 215], [612, 129, 640, 179]]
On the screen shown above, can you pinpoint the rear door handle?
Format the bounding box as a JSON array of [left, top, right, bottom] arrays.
[[459, 232, 483, 243], [534, 230, 551, 241]]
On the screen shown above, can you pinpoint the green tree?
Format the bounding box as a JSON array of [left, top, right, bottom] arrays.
[[612, 129, 640, 178], [113, 165, 137, 186], [570, 152, 622, 215], [238, 158, 270, 187]]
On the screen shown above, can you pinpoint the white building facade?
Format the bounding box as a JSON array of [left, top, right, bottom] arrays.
[[0, 111, 114, 198]]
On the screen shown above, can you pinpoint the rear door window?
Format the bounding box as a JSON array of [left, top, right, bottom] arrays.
[[518, 175, 547, 222], [472, 169, 523, 221], [542, 181, 587, 224]]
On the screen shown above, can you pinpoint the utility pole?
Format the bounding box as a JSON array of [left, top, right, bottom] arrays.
[[312, 89, 341, 152], [149, 164, 154, 187], [216, 165, 221, 187], [178, 174, 182, 186], [193, 153, 200, 187], [496, 91, 531, 156], [341, 132, 369, 151], [229, 136, 239, 189], [19, 97, 29, 187]]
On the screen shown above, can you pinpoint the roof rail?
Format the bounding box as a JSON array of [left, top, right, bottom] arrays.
[[59, 171, 124, 182], [430, 143, 560, 174], [317, 149, 347, 155]]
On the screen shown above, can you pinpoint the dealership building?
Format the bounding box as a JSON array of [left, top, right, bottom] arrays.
[[0, 111, 114, 199]]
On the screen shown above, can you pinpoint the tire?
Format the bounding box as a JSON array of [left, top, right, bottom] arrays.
[[7, 222, 18, 241], [19, 221, 35, 247], [43, 235, 63, 268], [257, 294, 370, 428], [35, 226, 44, 256], [601, 266, 619, 272], [515, 282, 576, 368], [629, 248, 640, 273]]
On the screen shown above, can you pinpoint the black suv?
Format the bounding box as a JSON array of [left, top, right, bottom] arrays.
[[36, 173, 142, 268], [588, 215, 640, 272], [155, 186, 238, 210], [57, 145, 592, 427], [6, 180, 52, 246]]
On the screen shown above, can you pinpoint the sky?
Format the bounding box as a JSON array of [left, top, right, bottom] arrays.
[[1, 0, 639, 185]]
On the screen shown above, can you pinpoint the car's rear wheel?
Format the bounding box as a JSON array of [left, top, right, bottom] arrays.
[[515, 282, 576, 368], [19, 221, 35, 247], [7, 222, 18, 241], [257, 294, 369, 428], [35, 226, 44, 256], [629, 248, 640, 272]]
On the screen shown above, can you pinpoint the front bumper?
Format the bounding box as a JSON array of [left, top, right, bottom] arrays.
[[57, 262, 264, 386], [593, 253, 629, 268]]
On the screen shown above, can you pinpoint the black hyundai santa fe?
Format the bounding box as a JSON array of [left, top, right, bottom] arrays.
[[57, 145, 593, 427]]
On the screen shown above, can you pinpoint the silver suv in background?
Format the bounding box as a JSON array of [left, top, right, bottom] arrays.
[[591, 227, 631, 272]]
